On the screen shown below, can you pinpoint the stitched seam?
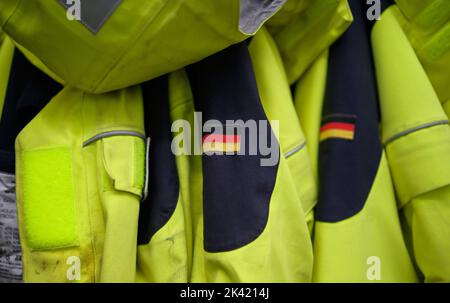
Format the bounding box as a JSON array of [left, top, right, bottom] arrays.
[[1, 0, 22, 28], [284, 141, 306, 159], [384, 120, 449, 145]]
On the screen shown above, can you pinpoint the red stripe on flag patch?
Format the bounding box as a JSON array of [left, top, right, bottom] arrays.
[[320, 122, 355, 133], [202, 134, 240, 144]]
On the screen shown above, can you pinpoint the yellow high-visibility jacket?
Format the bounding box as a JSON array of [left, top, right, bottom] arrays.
[[372, 3, 450, 282], [0, 37, 146, 282], [0, 0, 285, 93]]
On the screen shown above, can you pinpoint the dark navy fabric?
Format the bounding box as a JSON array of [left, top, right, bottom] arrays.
[[187, 42, 279, 253], [138, 75, 180, 245], [380, 0, 394, 12], [0, 50, 62, 174], [0, 150, 15, 174], [316, 0, 383, 223]]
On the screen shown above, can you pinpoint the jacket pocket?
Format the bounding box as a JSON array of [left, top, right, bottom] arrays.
[[92, 133, 146, 282]]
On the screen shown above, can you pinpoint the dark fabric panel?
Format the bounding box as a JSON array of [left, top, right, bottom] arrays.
[[137, 75, 180, 245], [316, 0, 383, 222], [322, 114, 358, 125], [380, 0, 394, 12], [0, 50, 62, 173], [0, 150, 15, 174], [187, 42, 279, 252]]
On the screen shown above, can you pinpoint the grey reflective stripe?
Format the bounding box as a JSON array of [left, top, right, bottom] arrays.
[[284, 141, 307, 159], [239, 0, 287, 35], [83, 131, 146, 147], [142, 137, 151, 202], [384, 120, 449, 145], [59, 0, 123, 34], [322, 113, 357, 120]]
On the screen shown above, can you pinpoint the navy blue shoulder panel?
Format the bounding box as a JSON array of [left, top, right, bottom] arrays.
[[138, 75, 180, 245], [0, 50, 62, 173], [187, 42, 279, 253], [315, 0, 383, 223]]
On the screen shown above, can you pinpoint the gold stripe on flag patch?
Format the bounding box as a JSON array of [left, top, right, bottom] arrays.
[[320, 129, 355, 142], [203, 142, 241, 153]]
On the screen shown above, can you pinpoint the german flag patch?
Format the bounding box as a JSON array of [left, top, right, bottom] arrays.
[[320, 114, 357, 142], [203, 134, 241, 154]]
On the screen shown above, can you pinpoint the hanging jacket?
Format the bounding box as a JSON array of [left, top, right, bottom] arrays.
[[0, 0, 286, 93], [136, 33, 318, 282], [0, 42, 147, 282], [311, 0, 418, 282], [372, 2, 450, 282], [251, 0, 354, 234], [15, 85, 146, 283], [184, 41, 313, 282]]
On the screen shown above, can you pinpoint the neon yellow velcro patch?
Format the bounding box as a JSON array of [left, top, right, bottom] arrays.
[[134, 137, 145, 190], [21, 148, 79, 250]]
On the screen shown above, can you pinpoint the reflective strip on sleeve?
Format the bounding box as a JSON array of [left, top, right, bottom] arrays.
[[59, 0, 123, 34]]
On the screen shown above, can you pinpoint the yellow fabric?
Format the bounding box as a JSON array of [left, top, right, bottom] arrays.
[[402, 187, 450, 283], [266, 0, 311, 35], [372, 6, 450, 205], [203, 142, 241, 153], [293, 50, 327, 238], [193, 158, 313, 282], [165, 67, 313, 282], [249, 26, 317, 222], [0, 1, 280, 93], [136, 70, 193, 283], [14, 41, 66, 85], [319, 129, 354, 141], [270, 0, 352, 83], [294, 50, 329, 182], [373, 6, 449, 146], [0, 36, 14, 121], [313, 154, 418, 282], [394, 0, 450, 118], [21, 147, 78, 250], [97, 136, 143, 282], [15, 84, 145, 283], [372, 5, 450, 282]]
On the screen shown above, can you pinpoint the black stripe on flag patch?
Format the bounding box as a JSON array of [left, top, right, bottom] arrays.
[[321, 114, 357, 126]]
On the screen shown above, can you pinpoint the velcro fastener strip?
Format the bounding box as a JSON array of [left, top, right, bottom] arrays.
[[21, 147, 79, 250]]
